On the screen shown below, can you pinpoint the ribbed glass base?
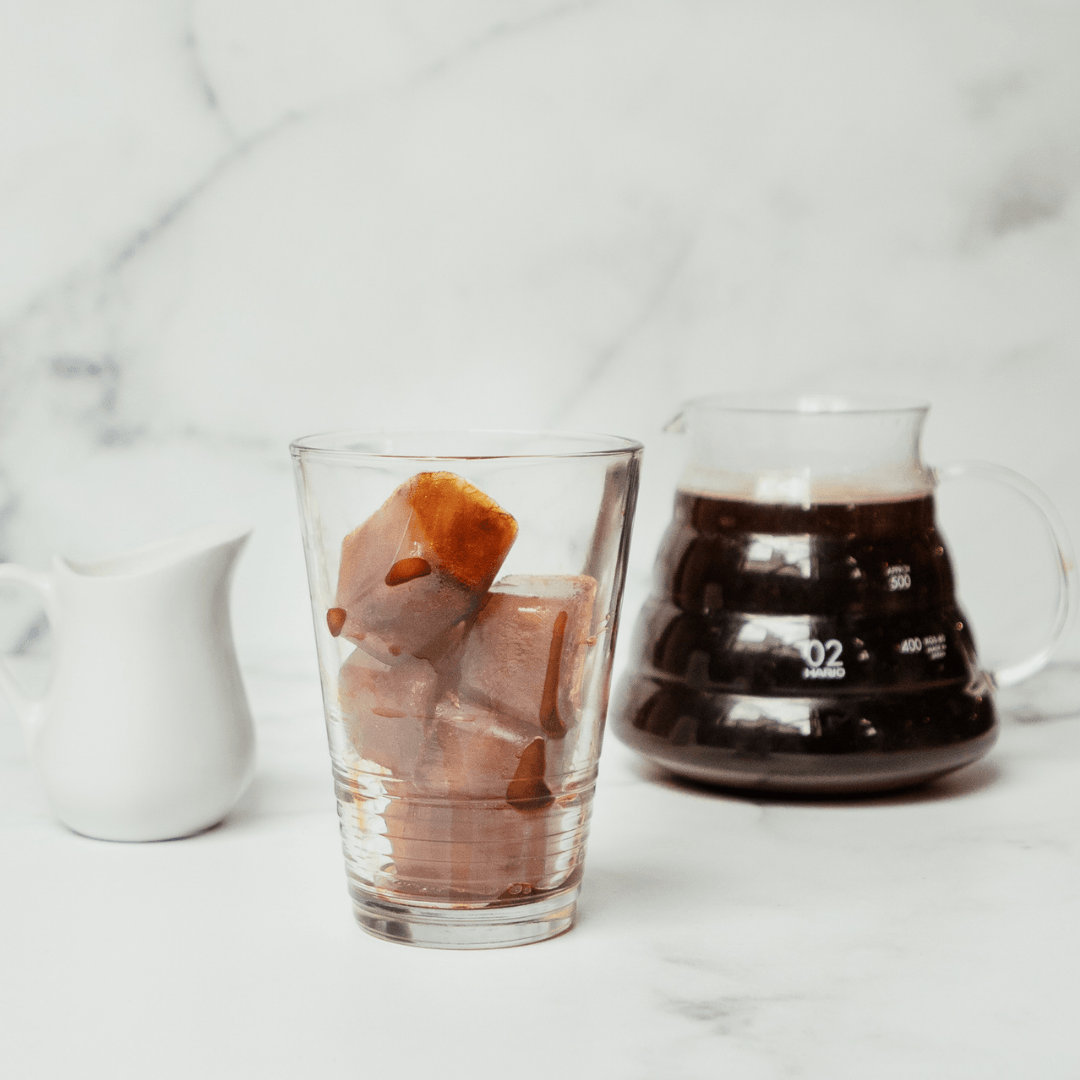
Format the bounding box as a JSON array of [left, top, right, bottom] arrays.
[[349, 883, 579, 949]]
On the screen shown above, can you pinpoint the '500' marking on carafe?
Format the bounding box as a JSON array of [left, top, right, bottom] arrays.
[[799, 639, 845, 680], [886, 564, 911, 591]]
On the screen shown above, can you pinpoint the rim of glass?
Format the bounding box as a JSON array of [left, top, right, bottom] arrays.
[[289, 428, 644, 461], [681, 393, 930, 416]]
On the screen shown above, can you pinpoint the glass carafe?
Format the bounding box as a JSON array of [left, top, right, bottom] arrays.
[[613, 395, 1077, 794]]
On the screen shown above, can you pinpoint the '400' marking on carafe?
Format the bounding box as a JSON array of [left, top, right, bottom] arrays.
[[899, 634, 947, 661], [798, 639, 845, 680]]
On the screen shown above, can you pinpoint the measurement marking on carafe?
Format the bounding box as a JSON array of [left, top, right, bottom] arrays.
[[799, 638, 845, 680], [922, 634, 946, 660], [899, 634, 947, 660], [886, 564, 911, 591]]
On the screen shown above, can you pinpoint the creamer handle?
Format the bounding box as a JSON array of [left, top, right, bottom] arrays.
[[935, 462, 1078, 688], [0, 564, 54, 746]]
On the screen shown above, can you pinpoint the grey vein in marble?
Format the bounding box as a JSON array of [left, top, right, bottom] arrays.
[[110, 112, 302, 273], [183, 0, 230, 135], [412, 0, 608, 82], [547, 235, 696, 426]]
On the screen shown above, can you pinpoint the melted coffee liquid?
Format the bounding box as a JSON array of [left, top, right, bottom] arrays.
[[613, 492, 996, 794]]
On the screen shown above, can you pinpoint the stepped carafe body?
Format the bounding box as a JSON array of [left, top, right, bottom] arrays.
[[613, 396, 1075, 794]]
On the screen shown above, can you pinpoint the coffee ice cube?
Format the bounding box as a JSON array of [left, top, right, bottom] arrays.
[[426, 696, 553, 806], [364, 690, 578, 901], [379, 726, 564, 904], [338, 649, 439, 778], [340, 648, 441, 720], [379, 797, 558, 902], [456, 574, 597, 740], [334, 471, 517, 664]]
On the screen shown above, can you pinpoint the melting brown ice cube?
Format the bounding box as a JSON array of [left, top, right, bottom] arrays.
[[373, 699, 561, 900], [334, 472, 517, 664], [379, 797, 561, 902], [425, 696, 552, 804], [456, 574, 597, 740], [338, 649, 439, 778], [339, 649, 556, 802]]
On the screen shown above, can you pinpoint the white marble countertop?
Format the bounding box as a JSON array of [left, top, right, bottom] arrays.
[[4, 657, 1080, 1079]]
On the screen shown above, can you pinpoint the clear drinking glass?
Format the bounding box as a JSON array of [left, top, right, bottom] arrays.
[[290, 431, 642, 948]]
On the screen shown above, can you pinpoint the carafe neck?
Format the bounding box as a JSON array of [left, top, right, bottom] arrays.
[[672, 395, 933, 505]]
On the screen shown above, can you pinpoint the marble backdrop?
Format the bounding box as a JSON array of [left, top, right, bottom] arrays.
[[1, 0, 1078, 679]]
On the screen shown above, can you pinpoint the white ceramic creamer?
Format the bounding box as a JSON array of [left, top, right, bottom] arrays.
[[0, 523, 256, 841]]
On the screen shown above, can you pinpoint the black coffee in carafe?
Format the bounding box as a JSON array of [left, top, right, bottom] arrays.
[[615, 489, 995, 793], [613, 396, 1073, 794]]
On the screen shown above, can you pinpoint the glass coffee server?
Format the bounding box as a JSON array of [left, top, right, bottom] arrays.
[[614, 395, 1076, 794]]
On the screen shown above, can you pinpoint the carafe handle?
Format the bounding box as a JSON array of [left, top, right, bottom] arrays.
[[0, 563, 55, 744], [935, 462, 1078, 688]]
